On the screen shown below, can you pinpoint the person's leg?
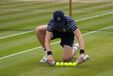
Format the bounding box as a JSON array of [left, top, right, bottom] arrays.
[[35, 25, 48, 63], [60, 32, 76, 62], [72, 43, 79, 56], [62, 43, 79, 62], [62, 45, 73, 62], [35, 25, 55, 63], [35, 25, 47, 49]]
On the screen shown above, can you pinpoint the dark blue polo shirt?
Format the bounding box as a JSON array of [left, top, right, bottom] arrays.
[[47, 16, 78, 32]]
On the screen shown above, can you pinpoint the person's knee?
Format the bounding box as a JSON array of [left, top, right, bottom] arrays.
[[35, 26, 42, 33], [35, 25, 47, 34], [63, 57, 72, 62]]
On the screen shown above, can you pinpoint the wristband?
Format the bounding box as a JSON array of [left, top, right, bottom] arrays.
[[47, 51, 52, 55], [80, 49, 85, 54]]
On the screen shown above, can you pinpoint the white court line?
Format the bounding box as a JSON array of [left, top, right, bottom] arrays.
[[77, 11, 113, 22], [0, 30, 33, 40], [0, 11, 113, 40], [76, 0, 110, 3], [0, 25, 113, 60]]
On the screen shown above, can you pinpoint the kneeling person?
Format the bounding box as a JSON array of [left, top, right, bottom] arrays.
[[35, 10, 89, 65]]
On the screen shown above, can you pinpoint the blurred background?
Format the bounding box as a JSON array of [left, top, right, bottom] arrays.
[[0, 0, 113, 76]]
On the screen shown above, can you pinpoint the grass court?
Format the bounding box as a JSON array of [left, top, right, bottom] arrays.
[[0, 0, 113, 76]]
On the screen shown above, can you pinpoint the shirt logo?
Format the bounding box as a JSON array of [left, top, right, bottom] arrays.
[[57, 17, 61, 21], [63, 28, 66, 31]]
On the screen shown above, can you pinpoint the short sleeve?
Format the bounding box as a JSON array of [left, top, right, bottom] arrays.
[[70, 20, 78, 31], [47, 20, 55, 32]]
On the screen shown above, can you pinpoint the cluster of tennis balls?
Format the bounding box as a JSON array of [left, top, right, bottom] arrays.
[[55, 62, 78, 67]]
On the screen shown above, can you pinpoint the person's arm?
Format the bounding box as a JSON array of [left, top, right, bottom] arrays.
[[45, 31, 52, 51], [74, 28, 90, 64], [73, 28, 85, 54], [45, 31, 54, 64]]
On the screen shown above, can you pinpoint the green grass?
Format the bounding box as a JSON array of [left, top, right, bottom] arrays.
[[0, 0, 113, 76]]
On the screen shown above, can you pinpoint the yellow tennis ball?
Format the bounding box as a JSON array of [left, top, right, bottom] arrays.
[[72, 62, 77, 66], [68, 62, 73, 66], [55, 62, 60, 66], [60, 62, 64, 66], [64, 62, 68, 67]]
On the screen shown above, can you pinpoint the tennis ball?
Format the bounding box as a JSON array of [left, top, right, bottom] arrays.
[[64, 62, 68, 67], [55, 62, 60, 66], [72, 62, 77, 66], [60, 62, 64, 66], [68, 62, 73, 66]]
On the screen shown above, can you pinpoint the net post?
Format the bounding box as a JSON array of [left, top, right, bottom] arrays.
[[69, 0, 72, 16]]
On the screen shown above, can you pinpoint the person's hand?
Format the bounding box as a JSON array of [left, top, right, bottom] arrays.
[[47, 55, 55, 65], [76, 54, 85, 64], [76, 54, 89, 64]]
